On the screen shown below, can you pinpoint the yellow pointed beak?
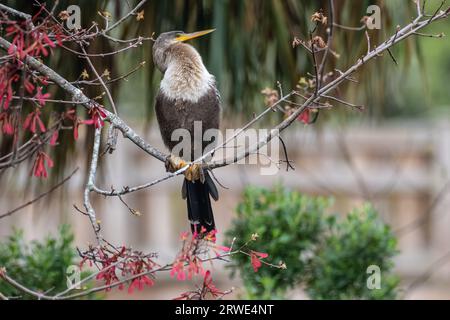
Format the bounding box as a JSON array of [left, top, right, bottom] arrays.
[[175, 29, 215, 42]]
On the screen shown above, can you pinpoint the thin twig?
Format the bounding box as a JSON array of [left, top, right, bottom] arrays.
[[332, 22, 365, 31], [0, 168, 79, 220], [81, 45, 118, 115], [413, 31, 445, 37], [72, 61, 145, 86], [322, 94, 364, 111], [404, 250, 450, 298], [104, 0, 147, 33], [310, 32, 319, 98], [318, 0, 335, 87], [364, 30, 371, 55], [386, 48, 398, 65], [395, 179, 450, 237], [278, 136, 295, 171]]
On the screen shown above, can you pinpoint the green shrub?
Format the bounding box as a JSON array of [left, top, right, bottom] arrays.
[[305, 205, 398, 299], [0, 225, 93, 299], [226, 185, 399, 299]]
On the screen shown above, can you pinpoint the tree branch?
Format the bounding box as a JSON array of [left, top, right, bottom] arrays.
[[83, 129, 103, 244]]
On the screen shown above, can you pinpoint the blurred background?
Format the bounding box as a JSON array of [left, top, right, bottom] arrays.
[[1, 0, 450, 299]]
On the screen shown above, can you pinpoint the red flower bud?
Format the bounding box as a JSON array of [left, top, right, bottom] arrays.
[[31, 151, 54, 178]]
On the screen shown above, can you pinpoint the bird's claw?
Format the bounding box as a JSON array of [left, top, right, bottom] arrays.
[[165, 155, 187, 173], [185, 163, 205, 183], [165, 155, 205, 182]]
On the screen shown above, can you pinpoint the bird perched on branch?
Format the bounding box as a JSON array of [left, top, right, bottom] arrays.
[[152, 29, 220, 234]]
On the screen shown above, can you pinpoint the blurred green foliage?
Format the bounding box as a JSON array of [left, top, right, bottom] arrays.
[[226, 185, 399, 300], [0, 225, 94, 299], [305, 205, 399, 299]]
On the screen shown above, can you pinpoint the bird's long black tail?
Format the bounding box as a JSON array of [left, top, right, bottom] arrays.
[[182, 171, 218, 234]]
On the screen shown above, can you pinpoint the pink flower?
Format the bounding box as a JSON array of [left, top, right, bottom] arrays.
[[49, 130, 59, 146], [170, 261, 186, 281], [0, 112, 14, 135], [82, 105, 107, 129], [250, 250, 269, 272], [24, 77, 35, 94], [41, 32, 56, 48], [5, 17, 63, 59], [203, 270, 224, 298], [298, 109, 310, 124], [187, 257, 204, 280], [64, 109, 82, 140], [34, 87, 50, 106], [0, 69, 19, 110], [141, 275, 154, 287], [204, 229, 217, 242], [54, 30, 66, 46], [31, 151, 54, 178], [215, 245, 231, 253], [179, 231, 189, 241], [8, 32, 26, 59], [127, 276, 154, 294], [211, 243, 231, 257], [38, 76, 49, 85], [23, 108, 46, 133], [174, 270, 225, 300]]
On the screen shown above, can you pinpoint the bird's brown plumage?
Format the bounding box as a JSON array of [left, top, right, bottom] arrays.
[[155, 87, 220, 160], [153, 30, 220, 233]]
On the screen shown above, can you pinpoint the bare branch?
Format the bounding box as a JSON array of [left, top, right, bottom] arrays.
[[104, 0, 147, 33], [0, 3, 31, 21], [83, 129, 103, 244]]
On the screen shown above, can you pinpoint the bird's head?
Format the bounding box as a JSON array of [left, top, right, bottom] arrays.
[[153, 29, 215, 72]]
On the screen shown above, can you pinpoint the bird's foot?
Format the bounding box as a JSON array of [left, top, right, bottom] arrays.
[[185, 163, 205, 182], [165, 155, 204, 182], [165, 155, 187, 173]]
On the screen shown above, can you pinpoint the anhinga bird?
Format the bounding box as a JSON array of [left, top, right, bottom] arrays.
[[152, 29, 220, 234]]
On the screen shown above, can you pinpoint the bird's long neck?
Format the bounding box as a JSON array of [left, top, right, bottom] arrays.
[[160, 43, 214, 103]]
